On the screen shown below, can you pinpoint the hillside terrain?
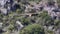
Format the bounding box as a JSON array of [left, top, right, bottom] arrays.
[[0, 0, 60, 34]]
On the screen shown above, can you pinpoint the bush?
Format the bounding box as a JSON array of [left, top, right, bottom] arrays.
[[8, 24, 15, 31], [38, 11, 54, 26], [21, 17, 31, 26], [20, 24, 45, 34]]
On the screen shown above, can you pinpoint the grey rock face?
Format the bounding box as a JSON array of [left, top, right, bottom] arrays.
[[0, 0, 14, 15], [0, 23, 3, 29], [15, 21, 24, 30]]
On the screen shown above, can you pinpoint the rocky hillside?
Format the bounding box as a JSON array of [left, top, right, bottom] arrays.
[[0, 0, 60, 34]]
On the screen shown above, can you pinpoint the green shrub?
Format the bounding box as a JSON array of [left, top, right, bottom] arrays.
[[21, 17, 31, 26], [20, 24, 45, 34]]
